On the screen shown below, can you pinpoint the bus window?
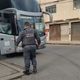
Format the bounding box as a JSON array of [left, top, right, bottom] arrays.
[[0, 13, 18, 35], [0, 22, 12, 35], [17, 16, 33, 33]]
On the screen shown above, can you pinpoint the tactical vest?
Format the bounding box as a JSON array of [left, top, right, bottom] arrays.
[[22, 29, 36, 47]]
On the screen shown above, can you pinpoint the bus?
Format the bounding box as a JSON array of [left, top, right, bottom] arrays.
[[0, 0, 52, 55]]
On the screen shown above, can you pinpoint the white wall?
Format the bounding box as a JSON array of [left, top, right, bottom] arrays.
[[61, 24, 69, 41]]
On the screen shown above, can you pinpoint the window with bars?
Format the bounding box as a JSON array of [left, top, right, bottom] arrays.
[[45, 5, 56, 13], [73, 0, 80, 9]]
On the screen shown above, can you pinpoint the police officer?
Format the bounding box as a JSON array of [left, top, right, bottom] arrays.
[[16, 22, 41, 75]]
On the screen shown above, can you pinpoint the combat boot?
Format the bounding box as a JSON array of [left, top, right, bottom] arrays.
[[23, 70, 31, 75], [33, 66, 37, 74]]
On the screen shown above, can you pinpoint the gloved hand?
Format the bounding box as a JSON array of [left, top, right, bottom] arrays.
[[35, 39, 39, 48]]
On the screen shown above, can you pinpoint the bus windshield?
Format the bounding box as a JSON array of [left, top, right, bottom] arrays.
[[17, 16, 45, 36]]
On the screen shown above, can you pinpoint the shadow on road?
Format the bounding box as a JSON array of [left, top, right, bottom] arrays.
[[0, 51, 43, 61], [0, 52, 23, 60]]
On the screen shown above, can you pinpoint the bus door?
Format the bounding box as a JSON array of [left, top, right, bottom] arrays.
[[0, 13, 17, 55]]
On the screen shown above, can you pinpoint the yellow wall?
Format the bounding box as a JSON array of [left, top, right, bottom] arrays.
[[40, 0, 80, 22]]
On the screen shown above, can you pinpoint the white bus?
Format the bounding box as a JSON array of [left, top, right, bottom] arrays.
[[0, 0, 52, 55], [0, 8, 46, 55]]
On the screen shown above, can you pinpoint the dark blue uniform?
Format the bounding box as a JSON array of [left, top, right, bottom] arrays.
[[16, 28, 41, 72]]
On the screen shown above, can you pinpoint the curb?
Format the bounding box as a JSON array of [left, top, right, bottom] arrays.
[[47, 42, 80, 45]]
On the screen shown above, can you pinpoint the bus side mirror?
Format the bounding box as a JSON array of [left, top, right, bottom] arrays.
[[42, 12, 53, 23]]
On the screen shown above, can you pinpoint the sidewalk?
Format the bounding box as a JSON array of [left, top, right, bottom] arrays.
[[47, 41, 80, 45], [0, 61, 23, 80]]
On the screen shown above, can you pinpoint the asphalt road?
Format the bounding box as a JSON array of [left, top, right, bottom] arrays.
[[2, 44, 80, 80]]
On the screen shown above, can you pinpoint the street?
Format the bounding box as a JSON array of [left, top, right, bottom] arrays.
[[1, 44, 80, 80]]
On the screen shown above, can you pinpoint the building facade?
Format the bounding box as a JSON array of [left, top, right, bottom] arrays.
[[40, 0, 80, 42]]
